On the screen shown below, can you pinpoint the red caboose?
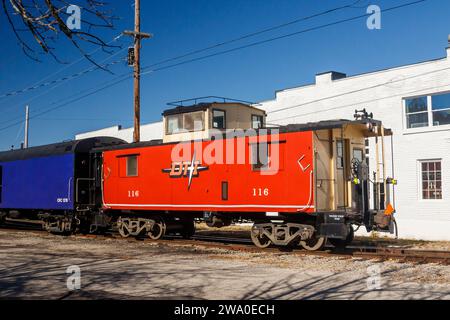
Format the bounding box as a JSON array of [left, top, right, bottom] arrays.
[[96, 102, 396, 250]]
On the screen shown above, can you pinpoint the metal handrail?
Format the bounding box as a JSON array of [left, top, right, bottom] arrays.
[[166, 96, 256, 107]]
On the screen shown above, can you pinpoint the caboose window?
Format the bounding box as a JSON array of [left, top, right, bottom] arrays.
[[167, 114, 182, 134], [252, 115, 264, 129], [420, 160, 442, 200], [251, 143, 269, 170], [126, 156, 138, 177], [184, 111, 205, 132], [166, 112, 205, 134], [212, 109, 226, 129]]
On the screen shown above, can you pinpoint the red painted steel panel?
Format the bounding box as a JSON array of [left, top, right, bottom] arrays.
[[102, 131, 314, 213]]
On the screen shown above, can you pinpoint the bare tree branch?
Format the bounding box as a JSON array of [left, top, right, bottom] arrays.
[[2, 0, 121, 69]]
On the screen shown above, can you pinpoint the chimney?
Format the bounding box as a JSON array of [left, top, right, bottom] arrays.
[[447, 34, 450, 58]]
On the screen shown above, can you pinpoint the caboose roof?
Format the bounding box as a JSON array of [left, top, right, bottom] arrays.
[[162, 102, 266, 116], [280, 118, 393, 136], [93, 118, 391, 153]]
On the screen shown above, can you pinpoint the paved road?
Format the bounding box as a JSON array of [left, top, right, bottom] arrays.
[[0, 230, 449, 300]]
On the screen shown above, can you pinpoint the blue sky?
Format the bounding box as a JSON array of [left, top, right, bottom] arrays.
[[0, 0, 449, 151]]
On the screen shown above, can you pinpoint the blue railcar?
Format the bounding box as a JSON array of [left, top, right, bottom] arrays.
[[0, 137, 124, 232], [0, 153, 75, 210]]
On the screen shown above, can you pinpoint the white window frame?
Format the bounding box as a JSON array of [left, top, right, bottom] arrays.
[[403, 91, 450, 134], [431, 93, 450, 127], [417, 159, 443, 201]]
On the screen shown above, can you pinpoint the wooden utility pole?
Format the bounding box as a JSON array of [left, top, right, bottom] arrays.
[[123, 0, 152, 143]]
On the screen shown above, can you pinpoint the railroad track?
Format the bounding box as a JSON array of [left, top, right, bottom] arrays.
[[1, 220, 449, 265]]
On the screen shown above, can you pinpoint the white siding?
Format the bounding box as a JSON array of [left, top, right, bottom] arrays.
[[75, 121, 163, 142], [260, 47, 450, 240]]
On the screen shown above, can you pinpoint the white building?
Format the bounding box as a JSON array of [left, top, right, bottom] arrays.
[[76, 43, 450, 241], [76, 121, 163, 142], [259, 44, 450, 241]]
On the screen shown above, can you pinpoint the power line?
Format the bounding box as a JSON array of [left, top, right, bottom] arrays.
[[2, 1, 359, 126], [267, 65, 450, 116], [0, 74, 133, 133], [0, 0, 430, 132], [0, 33, 125, 100], [140, 0, 428, 75], [0, 50, 129, 125], [268, 81, 450, 123], [0, 54, 127, 99], [143, 0, 364, 69]]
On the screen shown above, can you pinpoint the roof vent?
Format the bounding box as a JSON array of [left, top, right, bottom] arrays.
[[315, 71, 347, 85]]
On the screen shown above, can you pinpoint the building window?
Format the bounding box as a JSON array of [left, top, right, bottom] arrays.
[[166, 111, 205, 134], [126, 155, 138, 177], [212, 109, 226, 129], [420, 160, 442, 200], [431, 92, 450, 126], [405, 96, 428, 128], [404, 92, 450, 129], [252, 115, 264, 129]]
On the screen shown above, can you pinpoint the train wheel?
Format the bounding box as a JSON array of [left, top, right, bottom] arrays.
[[329, 225, 354, 249], [300, 236, 326, 251], [118, 222, 131, 238], [147, 218, 166, 240], [250, 225, 272, 248]]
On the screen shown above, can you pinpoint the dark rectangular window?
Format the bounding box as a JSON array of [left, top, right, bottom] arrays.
[[336, 140, 344, 169], [126, 156, 138, 177], [432, 93, 450, 126], [0, 166, 2, 204], [353, 148, 364, 163], [251, 143, 269, 170], [420, 160, 442, 200], [251, 115, 264, 129], [212, 109, 226, 129], [405, 96, 429, 128], [221, 181, 228, 200]]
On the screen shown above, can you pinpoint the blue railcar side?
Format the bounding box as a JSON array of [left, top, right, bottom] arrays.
[[0, 154, 75, 210]]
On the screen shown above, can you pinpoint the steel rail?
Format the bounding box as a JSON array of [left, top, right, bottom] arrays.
[[0, 221, 449, 265]]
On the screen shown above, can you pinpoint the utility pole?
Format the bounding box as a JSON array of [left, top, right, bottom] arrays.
[[24, 105, 29, 148], [123, 0, 152, 143]]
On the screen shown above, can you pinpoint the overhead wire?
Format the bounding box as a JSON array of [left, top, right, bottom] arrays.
[[0, 0, 430, 133]]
